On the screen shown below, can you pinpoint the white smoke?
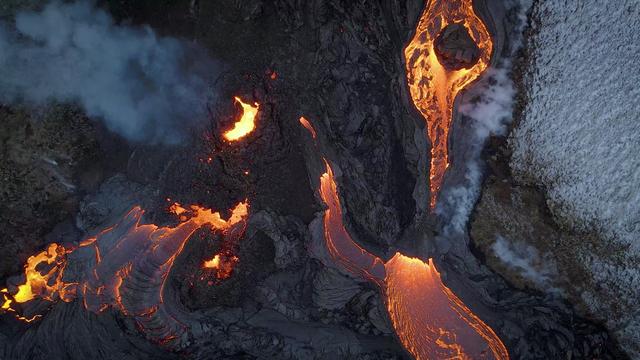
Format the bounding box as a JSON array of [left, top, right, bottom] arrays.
[[0, 1, 216, 144], [437, 0, 531, 235], [492, 235, 560, 291], [438, 65, 515, 234]]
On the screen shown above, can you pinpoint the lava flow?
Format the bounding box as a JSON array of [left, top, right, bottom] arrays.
[[386, 254, 509, 360], [0, 201, 248, 339], [318, 161, 508, 359], [223, 96, 260, 141], [199, 202, 248, 281], [319, 161, 386, 286], [299, 116, 317, 139], [404, 0, 492, 208]]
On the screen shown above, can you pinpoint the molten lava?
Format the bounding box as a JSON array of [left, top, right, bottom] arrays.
[[203, 254, 221, 268], [319, 161, 386, 285], [386, 254, 509, 360], [404, 0, 492, 208], [0, 201, 249, 328], [203, 253, 239, 280], [299, 116, 317, 139], [318, 161, 508, 359], [223, 96, 259, 141]]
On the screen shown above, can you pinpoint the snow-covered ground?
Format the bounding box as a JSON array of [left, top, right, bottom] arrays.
[[509, 0, 640, 356]]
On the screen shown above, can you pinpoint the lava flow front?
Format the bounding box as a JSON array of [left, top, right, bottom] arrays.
[[318, 161, 508, 359], [223, 96, 260, 141], [404, 0, 492, 208], [0, 201, 248, 344], [386, 254, 509, 359]]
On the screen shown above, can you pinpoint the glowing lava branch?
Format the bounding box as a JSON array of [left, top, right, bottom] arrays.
[[385, 254, 509, 360], [198, 202, 248, 281], [223, 97, 259, 141], [317, 162, 508, 359], [319, 161, 386, 285], [0, 201, 249, 331], [404, 0, 492, 208], [299, 116, 317, 139]]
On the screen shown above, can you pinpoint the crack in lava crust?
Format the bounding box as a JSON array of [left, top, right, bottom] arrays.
[[404, 0, 492, 209]]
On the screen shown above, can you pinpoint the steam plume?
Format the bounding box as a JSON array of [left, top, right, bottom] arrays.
[[437, 0, 531, 234], [492, 235, 559, 290], [0, 1, 215, 144]]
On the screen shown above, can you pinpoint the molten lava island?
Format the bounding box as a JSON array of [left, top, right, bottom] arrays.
[[404, 0, 492, 209], [319, 161, 508, 359]]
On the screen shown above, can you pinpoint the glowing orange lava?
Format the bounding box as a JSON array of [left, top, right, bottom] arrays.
[[404, 0, 492, 208], [0, 201, 249, 323], [203, 254, 221, 268], [203, 253, 239, 280], [318, 161, 508, 359], [299, 116, 317, 139], [319, 161, 386, 285], [223, 97, 259, 141], [386, 254, 509, 360]]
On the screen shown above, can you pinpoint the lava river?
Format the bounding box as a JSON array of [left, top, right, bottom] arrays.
[[404, 0, 492, 208], [319, 162, 508, 359], [0, 202, 248, 345]]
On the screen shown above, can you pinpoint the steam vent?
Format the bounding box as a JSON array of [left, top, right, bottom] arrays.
[[0, 1, 638, 359]]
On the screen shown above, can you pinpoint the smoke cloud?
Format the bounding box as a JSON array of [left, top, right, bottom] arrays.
[[437, 0, 531, 235], [0, 1, 216, 144], [492, 235, 560, 291]]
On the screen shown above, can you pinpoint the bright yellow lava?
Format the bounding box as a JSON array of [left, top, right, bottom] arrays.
[[223, 97, 259, 141], [385, 254, 509, 360]]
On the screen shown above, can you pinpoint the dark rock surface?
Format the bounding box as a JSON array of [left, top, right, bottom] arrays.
[[0, 105, 101, 279], [434, 23, 481, 70]]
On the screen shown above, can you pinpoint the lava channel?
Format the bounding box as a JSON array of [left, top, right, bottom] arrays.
[[404, 0, 492, 209], [318, 161, 508, 359]]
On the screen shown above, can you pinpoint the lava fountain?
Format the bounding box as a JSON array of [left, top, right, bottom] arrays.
[[404, 0, 492, 208], [223, 96, 260, 141], [318, 161, 508, 359]]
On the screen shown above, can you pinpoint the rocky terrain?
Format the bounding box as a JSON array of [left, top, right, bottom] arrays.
[[0, 0, 635, 359], [470, 0, 640, 358]]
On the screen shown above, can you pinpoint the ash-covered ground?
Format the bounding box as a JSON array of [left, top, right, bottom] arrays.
[[0, 1, 635, 359]]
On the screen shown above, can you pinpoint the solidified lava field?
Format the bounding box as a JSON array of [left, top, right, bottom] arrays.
[[0, 1, 637, 359]]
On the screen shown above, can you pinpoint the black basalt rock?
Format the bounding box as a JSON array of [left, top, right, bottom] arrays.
[[434, 22, 481, 70]]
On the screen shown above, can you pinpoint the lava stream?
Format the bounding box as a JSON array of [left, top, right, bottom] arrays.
[[0, 201, 249, 335], [318, 162, 508, 359], [404, 0, 492, 208], [299, 116, 317, 139], [223, 96, 260, 141], [386, 254, 509, 360]]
